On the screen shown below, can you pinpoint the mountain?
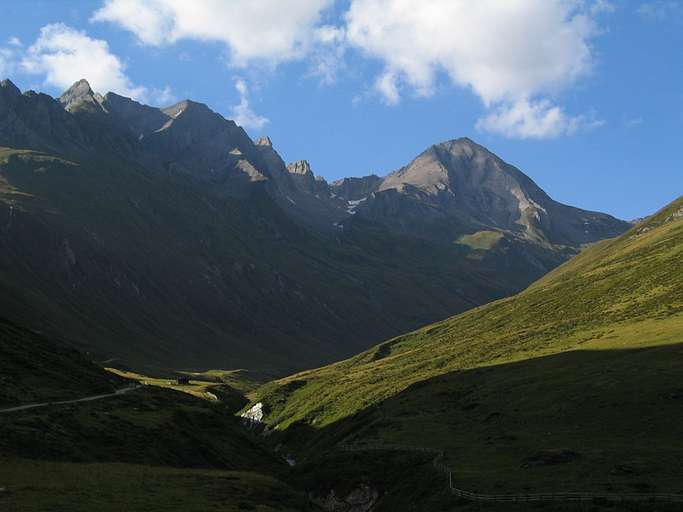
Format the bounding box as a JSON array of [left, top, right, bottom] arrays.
[[334, 138, 628, 270], [0, 78, 629, 376], [251, 195, 683, 503]]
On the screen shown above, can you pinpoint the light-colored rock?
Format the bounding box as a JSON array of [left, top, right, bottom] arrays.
[[255, 135, 273, 147], [240, 402, 264, 425]]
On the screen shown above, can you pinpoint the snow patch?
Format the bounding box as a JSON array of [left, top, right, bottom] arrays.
[[346, 196, 367, 215]]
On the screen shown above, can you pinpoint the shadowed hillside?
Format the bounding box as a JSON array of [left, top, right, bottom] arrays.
[[0, 317, 124, 407]]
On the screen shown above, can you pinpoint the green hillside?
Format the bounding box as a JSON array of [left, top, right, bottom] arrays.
[[0, 317, 124, 407], [0, 460, 311, 512], [253, 195, 683, 498], [0, 318, 314, 511]]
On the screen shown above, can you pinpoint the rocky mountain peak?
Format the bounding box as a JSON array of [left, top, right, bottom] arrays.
[[59, 79, 104, 113], [100, 92, 171, 138], [286, 160, 313, 176], [256, 136, 273, 147], [0, 78, 21, 99], [160, 99, 211, 120]]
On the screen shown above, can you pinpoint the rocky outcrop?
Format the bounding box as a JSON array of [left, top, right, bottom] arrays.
[[312, 485, 379, 512], [286, 160, 331, 197], [240, 402, 264, 428], [59, 79, 105, 113], [331, 175, 381, 201], [255, 135, 273, 147]]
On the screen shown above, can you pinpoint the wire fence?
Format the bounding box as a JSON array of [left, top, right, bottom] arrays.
[[340, 443, 683, 504]]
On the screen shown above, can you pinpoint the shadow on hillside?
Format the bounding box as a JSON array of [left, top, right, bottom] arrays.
[[277, 342, 683, 506]]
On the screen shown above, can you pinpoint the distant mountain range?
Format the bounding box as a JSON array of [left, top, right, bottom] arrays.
[[0, 78, 630, 375]]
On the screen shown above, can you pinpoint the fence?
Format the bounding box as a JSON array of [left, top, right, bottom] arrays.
[[339, 443, 683, 504]]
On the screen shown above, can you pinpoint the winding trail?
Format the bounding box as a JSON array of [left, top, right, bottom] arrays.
[[0, 385, 141, 414]]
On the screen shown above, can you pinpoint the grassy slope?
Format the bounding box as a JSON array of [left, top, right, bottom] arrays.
[[0, 317, 124, 407], [0, 314, 313, 511], [253, 195, 683, 497], [0, 459, 312, 512]]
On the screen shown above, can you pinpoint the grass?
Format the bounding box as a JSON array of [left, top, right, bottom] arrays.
[[251, 195, 683, 499], [0, 317, 124, 408], [180, 369, 268, 397], [106, 368, 223, 400], [0, 310, 310, 510], [456, 230, 504, 250], [106, 367, 256, 411], [0, 385, 283, 473], [0, 458, 313, 512]]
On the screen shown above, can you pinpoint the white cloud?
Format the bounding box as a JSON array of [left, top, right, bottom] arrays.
[[345, 0, 609, 138], [230, 78, 269, 131], [88, 0, 612, 138], [345, 0, 599, 105], [7, 36, 22, 47], [0, 47, 17, 78], [149, 85, 176, 106], [476, 99, 604, 139], [21, 23, 147, 100], [92, 0, 334, 66], [374, 71, 400, 105], [308, 25, 346, 84]]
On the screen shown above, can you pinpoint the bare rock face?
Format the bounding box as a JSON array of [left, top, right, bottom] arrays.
[[313, 485, 379, 512], [286, 160, 315, 193], [354, 138, 630, 247], [287, 159, 313, 176], [100, 91, 169, 136], [255, 135, 273, 147], [330, 175, 381, 201], [59, 79, 104, 113]]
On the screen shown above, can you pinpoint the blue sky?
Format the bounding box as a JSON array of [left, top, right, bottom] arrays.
[[0, 0, 681, 220]]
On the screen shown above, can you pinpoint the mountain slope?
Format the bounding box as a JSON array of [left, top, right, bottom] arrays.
[[252, 195, 683, 496], [256, 194, 683, 424], [0, 317, 123, 407], [334, 138, 629, 279], [0, 81, 517, 375], [0, 78, 629, 377], [375, 138, 625, 244]]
